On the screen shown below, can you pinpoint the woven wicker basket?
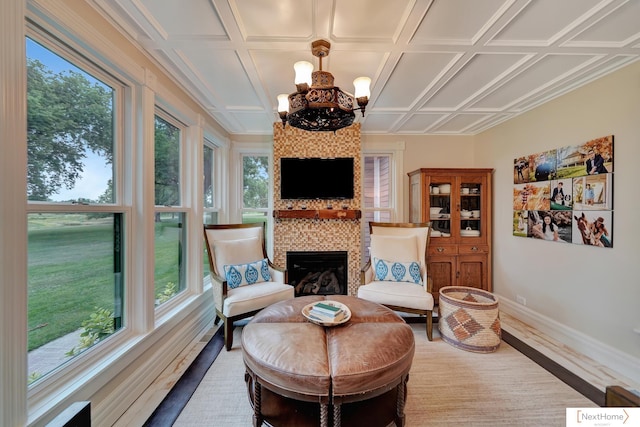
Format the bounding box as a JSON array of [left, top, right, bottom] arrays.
[[438, 286, 501, 353]]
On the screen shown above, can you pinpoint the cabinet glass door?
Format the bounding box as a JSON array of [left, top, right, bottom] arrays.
[[460, 181, 481, 237], [429, 180, 452, 238]]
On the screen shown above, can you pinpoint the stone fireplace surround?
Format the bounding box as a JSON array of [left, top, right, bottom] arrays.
[[272, 123, 362, 296]]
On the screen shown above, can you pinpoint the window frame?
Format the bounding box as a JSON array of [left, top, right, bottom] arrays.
[[203, 135, 226, 224], [232, 142, 274, 256], [152, 107, 193, 313], [361, 141, 405, 262], [19, 13, 213, 423], [24, 28, 136, 408]]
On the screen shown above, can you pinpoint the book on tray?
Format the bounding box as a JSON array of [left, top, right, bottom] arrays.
[[309, 302, 345, 322]]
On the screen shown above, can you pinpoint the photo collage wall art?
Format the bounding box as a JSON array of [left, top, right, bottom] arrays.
[[513, 135, 613, 248]]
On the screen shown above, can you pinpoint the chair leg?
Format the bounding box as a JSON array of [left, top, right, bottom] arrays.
[[214, 313, 221, 325], [426, 310, 433, 341], [224, 319, 234, 351]]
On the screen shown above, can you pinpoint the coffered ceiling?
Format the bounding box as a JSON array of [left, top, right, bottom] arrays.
[[89, 0, 640, 136]]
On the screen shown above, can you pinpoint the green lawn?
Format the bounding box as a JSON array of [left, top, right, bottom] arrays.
[[28, 217, 115, 350], [28, 214, 182, 351], [28, 211, 269, 352]]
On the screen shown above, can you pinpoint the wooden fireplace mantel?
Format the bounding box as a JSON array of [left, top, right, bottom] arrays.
[[273, 209, 362, 220]]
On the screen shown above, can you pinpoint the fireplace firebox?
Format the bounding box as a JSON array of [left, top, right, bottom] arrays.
[[286, 251, 348, 297]]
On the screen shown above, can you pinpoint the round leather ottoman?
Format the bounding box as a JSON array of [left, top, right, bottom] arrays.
[[242, 295, 415, 427]]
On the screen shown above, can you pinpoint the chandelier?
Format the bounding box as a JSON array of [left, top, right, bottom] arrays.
[[277, 39, 371, 132]]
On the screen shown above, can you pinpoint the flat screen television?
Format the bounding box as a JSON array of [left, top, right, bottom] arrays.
[[280, 157, 354, 200]]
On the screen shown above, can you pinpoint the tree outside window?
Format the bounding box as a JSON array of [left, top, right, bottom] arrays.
[[154, 114, 186, 306], [26, 37, 122, 385], [241, 155, 270, 251]]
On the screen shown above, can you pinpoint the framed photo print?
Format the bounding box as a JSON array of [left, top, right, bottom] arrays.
[[572, 210, 613, 248], [528, 210, 572, 243], [550, 178, 573, 210], [513, 135, 613, 249], [572, 174, 613, 211], [513, 182, 550, 211], [513, 210, 528, 237]]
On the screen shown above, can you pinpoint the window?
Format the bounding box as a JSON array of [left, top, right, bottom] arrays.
[[362, 154, 394, 264], [26, 39, 115, 203], [26, 37, 123, 384], [241, 154, 270, 230], [154, 113, 186, 306], [203, 139, 220, 277], [203, 143, 216, 221]]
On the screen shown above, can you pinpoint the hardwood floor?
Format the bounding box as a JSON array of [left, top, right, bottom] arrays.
[[143, 329, 225, 426], [127, 313, 635, 426]]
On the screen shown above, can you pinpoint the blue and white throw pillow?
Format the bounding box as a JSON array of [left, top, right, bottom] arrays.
[[373, 257, 422, 285], [223, 258, 271, 288]]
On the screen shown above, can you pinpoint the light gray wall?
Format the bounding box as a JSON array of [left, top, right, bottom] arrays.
[[475, 60, 640, 383], [370, 61, 640, 384]]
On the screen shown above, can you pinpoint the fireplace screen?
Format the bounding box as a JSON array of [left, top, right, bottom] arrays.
[[287, 251, 348, 297]]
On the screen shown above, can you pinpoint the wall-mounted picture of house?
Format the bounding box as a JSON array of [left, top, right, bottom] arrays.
[[556, 135, 614, 178]]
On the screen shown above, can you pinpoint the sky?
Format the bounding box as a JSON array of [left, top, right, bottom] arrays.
[[27, 37, 112, 202]]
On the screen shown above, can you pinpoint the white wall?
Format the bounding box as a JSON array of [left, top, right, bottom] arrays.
[[360, 134, 477, 223], [475, 60, 640, 384]]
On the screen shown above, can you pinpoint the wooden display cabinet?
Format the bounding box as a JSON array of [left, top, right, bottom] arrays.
[[408, 168, 493, 303]]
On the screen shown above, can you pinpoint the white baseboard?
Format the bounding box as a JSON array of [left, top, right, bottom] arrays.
[[499, 297, 640, 387]]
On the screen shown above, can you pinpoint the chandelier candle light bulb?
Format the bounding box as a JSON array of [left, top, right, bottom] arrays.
[[294, 60, 313, 90], [277, 94, 289, 113], [353, 76, 371, 114]]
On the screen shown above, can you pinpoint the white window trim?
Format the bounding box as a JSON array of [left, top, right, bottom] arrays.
[[361, 141, 405, 262], [362, 140, 405, 220], [22, 31, 141, 423], [152, 108, 196, 318], [203, 131, 229, 224], [231, 142, 274, 255], [2, 1, 28, 423]]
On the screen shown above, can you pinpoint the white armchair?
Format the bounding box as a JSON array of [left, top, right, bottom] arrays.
[[204, 223, 294, 350], [358, 222, 434, 340]]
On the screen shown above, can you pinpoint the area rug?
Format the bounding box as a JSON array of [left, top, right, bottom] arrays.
[[174, 324, 596, 426]]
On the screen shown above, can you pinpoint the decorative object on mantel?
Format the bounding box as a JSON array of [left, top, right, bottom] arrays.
[[277, 39, 371, 132], [512, 135, 614, 248]]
